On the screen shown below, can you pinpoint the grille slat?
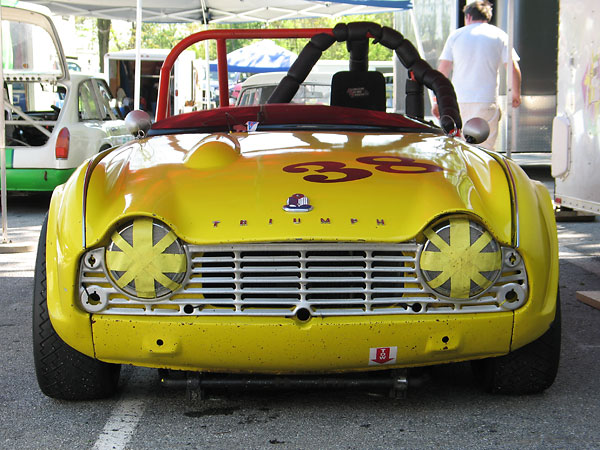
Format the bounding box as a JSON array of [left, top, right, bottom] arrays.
[[80, 242, 528, 316]]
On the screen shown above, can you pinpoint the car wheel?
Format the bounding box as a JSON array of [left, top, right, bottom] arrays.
[[33, 215, 121, 400], [473, 293, 561, 395]]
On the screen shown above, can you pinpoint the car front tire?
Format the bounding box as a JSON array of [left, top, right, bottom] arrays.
[[33, 215, 121, 400], [473, 293, 561, 395]]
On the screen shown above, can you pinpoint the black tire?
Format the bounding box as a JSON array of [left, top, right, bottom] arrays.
[[473, 294, 561, 395], [33, 215, 121, 400]]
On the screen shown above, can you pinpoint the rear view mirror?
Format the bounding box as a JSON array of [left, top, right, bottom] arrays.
[[125, 110, 152, 138], [463, 117, 490, 145]]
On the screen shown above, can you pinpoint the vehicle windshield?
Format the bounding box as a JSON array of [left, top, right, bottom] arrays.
[[2, 20, 62, 75], [237, 83, 330, 107], [150, 104, 438, 135]]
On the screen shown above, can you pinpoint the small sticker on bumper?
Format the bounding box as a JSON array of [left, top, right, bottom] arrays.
[[369, 346, 397, 365]]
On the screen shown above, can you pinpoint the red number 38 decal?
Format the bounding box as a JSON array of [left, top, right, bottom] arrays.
[[283, 156, 441, 183]]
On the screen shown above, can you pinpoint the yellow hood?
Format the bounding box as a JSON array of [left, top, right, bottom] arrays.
[[84, 130, 513, 246]]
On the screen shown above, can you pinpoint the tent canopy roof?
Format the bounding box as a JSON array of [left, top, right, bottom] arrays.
[[17, 0, 412, 23], [209, 39, 297, 73]]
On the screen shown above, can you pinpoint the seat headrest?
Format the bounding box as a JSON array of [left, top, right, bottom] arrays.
[[330, 71, 386, 111]]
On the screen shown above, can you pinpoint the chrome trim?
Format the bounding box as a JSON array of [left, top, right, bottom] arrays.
[[504, 161, 520, 248], [81, 147, 117, 249], [79, 242, 528, 317]]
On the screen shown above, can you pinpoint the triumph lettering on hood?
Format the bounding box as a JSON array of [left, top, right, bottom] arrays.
[[212, 218, 386, 227]]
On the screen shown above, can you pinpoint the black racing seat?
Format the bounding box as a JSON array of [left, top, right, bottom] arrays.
[[330, 70, 386, 111]]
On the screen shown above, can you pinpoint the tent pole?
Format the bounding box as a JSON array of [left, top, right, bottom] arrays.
[[134, 0, 142, 110], [392, 11, 401, 112], [506, 0, 515, 158], [201, 0, 211, 109], [409, 6, 434, 110], [204, 32, 211, 109], [0, 6, 8, 244], [216, 38, 228, 107]]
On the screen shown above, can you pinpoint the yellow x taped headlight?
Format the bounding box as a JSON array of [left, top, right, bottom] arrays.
[[419, 217, 502, 299], [105, 218, 187, 299]]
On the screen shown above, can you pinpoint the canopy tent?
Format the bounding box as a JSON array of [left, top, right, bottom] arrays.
[[17, 0, 413, 23], [209, 40, 297, 74], [17, 0, 413, 109]]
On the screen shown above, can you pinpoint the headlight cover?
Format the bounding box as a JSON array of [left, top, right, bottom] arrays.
[[419, 217, 502, 299], [105, 217, 187, 299]]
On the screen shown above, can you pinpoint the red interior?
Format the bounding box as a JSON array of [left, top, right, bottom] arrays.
[[152, 104, 430, 131]]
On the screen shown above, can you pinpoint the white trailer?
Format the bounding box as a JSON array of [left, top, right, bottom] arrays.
[[551, 0, 600, 214], [104, 49, 198, 117]]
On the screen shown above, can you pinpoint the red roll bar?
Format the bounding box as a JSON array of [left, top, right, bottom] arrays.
[[155, 28, 333, 122]]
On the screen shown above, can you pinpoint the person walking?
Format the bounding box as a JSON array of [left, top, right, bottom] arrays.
[[432, 0, 521, 150]]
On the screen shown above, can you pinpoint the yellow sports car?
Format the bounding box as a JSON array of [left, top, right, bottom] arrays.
[[33, 23, 560, 400]]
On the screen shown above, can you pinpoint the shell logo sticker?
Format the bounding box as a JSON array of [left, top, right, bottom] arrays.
[[369, 346, 397, 365]]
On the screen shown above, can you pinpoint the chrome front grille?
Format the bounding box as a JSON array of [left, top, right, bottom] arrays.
[[184, 244, 420, 314], [79, 242, 528, 316]]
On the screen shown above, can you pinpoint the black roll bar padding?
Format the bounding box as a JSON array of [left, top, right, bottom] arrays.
[[375, 26, 404, 49], [267, 22, 462, 132], [406, 74, 424, 119], [394, 39, 420, 68], [347, 38, 369, 72], [267, 33, 336, 104], [377, 25, 461, 131]]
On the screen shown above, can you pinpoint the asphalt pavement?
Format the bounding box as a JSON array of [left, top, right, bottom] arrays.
[[0, 174, 599, 449]]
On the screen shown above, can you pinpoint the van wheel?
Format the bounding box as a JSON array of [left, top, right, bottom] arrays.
[[473, 294, 561, 395], [32, 216, 121, 400]]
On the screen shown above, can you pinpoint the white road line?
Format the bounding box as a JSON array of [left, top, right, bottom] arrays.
[[92, 398, 146, 450]]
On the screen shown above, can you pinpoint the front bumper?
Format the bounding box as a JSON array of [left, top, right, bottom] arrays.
[[91, 313, 513, 372]]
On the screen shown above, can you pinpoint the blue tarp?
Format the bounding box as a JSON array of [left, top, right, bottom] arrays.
[[209, 39, 297, 73], [326, 0, 412, 9]]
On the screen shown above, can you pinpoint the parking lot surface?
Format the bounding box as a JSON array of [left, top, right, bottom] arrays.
[[0, 180, 599, 449]]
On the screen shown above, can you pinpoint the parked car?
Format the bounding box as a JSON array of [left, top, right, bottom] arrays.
[[2, 6, 130, 192], [34, 23, 560, 400], [236, 72, 332, 106], [67, 58, 82, 72]]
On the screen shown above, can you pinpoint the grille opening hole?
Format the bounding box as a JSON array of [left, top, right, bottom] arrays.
[[242, 293, 301, 301], [505, 289, 518, 302], [306, 271, 365, 279], [306, 281, 366, 289], [372, 260, 406, 268], [411, 303, 422, 313], [372, 302, 408, 310], [442, 336, 449, 343], [241, 272, 299, 279], [183, 304, 194, 314], [201, 293, 236, 300], [242, 250, 301, 258], [295, 307, 311, 322], [306, 261, 366, 269], [306, 293, 366, 301], [241, 262, 300, 269], [306, 250, 366, 258], [87, 291, 101, 305], [156, 339, 164, 346]]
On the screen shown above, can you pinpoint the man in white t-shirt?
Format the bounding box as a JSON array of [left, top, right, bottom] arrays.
[[432, 0, 521, 150]]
